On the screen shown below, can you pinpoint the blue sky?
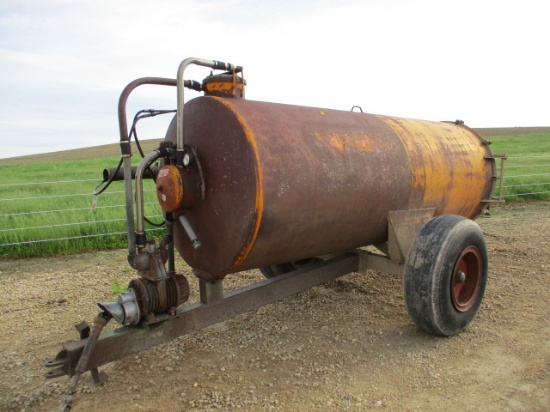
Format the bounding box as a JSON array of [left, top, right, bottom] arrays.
[[0, 0, 548, 159]]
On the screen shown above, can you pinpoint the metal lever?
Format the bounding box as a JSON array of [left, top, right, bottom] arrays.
[[178, 214, 202, 249]]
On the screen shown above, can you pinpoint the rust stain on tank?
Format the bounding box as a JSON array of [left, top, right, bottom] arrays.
[[314, 131, 377, 154]]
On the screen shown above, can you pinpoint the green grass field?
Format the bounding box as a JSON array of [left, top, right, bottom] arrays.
[[0, 129, 548, 259], [0, 140, 163, 258], [487, 132, 550, 200]]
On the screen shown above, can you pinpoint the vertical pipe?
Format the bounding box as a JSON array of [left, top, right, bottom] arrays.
[[176, 58, 236, 164], [135, 151, 163, 242], [122, 153, 135, 253], [166, 217, 175, 274]]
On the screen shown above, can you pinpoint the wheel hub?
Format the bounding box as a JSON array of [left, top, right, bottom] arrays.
[[451, 246, 482, 312]]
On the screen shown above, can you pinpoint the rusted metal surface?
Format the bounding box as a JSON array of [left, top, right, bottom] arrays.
[[387, 208, 436, 262], [45, 253, 359, 378], [127, 241, 169, 281], [97, 273, 190, 325], [164, 97, 495, 278], [128, 274, 190, 316], [155, 165, 184, 212], [165, 98, 260, 277], [72, 321, 104, 385], [379, 117, 495, 218]]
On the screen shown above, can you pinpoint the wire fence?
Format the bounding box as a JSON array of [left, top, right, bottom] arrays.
[[0, 176, 163, 258], [499, 154, 550, 199], [0, 154, 548, 257]]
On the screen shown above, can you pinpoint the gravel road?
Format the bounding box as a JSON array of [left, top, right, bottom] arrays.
[[0, 201, 548, 411]]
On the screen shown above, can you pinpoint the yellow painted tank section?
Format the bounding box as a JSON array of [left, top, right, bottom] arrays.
[[379, 116, 494, 219]]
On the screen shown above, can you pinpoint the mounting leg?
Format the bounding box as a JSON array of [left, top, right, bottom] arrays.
[[74, 321, 107, 387], [200, 279, 224, 304]]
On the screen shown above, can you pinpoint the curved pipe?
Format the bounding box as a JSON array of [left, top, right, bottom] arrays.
[[117, 77, 177, 254], [176, 58, 237, 164], [118, 77, 177, 143], [135, 149, 174, 245]]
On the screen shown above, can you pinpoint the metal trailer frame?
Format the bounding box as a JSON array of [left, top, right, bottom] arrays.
[[46, 249, 403, 380]]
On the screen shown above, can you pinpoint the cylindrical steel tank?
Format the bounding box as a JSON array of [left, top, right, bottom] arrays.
[[162, 96, 495, 278]]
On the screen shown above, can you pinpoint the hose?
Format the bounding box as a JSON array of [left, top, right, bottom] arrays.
[[92, 109, 175, 196]]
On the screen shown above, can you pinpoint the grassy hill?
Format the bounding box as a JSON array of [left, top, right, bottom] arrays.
[[0, 139, 163, 165], [1, 128, 549, 165], [473, 127, 550, 137]]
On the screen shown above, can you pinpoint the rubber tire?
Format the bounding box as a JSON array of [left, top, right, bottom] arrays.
[[403, 215, 488, 336], [260, 258, 321, 279]]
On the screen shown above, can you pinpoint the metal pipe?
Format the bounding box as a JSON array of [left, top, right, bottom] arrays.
[[117, 77, 177, 255], [135, 150, 166, 244], [166, 217, 175, 274], [103, 165, 159, 182], [177, 214, 202, 250], [176, 58, 237, 164], [122, 153, 135, 253], [118, 77, 177, 143]]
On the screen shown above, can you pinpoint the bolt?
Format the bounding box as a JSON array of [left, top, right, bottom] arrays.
[[456, 271, 466, 283]]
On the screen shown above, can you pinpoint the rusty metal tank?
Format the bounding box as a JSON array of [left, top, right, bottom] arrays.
[[161, 94, 495, 278]]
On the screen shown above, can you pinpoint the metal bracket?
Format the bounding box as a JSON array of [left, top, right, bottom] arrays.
[[358, 250, 404, 277], [387, 208, 436, 262], [483, 154, 507, 202]]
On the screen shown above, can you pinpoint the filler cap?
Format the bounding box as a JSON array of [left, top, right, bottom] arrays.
[[203, 72, 246, 98]]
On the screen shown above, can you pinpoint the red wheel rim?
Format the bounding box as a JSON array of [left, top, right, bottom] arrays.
[[451, 246, 483, 312]]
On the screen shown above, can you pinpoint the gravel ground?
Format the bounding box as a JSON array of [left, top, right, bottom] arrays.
[[0, 201, 549, 412]]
